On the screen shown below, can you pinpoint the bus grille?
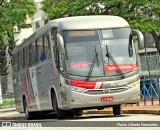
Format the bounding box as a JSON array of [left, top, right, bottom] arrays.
[[84, 87, 128, 95], [109, 87, 128, 93], [84, 90, 104, 94]]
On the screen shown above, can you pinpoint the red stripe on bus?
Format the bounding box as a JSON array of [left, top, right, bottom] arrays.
[[99, 82, 103, 89], [23, 76, 32, 111]]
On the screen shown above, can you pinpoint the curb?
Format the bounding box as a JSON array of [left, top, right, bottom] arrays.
[[0, 107, 16, 112], [83, 109, 160, 115], [0, 109, 16, 114], [0, 117, 25, 120], [123, 110, 160, 115]]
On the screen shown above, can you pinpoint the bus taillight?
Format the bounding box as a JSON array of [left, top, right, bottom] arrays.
[[71, 80, 96, 89]]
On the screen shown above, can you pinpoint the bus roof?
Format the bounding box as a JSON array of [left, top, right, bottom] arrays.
[[52, 15, 129, 30], [13, 15, 129, 54]]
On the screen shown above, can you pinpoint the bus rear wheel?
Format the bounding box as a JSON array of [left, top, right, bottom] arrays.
[[24, 98, 33, 120], [112, 105, 122, 116], [52, 92, 66, 119]]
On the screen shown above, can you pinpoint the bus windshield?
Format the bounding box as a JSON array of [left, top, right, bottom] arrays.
[[63, 28, 137, 77]]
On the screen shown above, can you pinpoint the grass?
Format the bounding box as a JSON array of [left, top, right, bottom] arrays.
[[0, 95, 15, 107]]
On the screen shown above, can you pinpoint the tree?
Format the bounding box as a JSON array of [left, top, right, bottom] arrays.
[[41, 0, 160, 53], [0, 6, 9, 93], [0, 36, 8, 93], [0, 0, 36, 93], [0, 0, 4, 5], [1, 0, 36, 56]]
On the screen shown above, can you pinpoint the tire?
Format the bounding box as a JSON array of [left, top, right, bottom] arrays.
[[67, 109, 75, 118], [112, 105, 122, 116], [52, 91, 66, 119], [75, 110, 83, 117], [24, 98, 33, 120]]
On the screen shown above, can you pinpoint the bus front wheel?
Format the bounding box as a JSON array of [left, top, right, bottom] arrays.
[[52, 92, 66, 119], [75, 110, 83, 117], [112, 105, 122, 116]]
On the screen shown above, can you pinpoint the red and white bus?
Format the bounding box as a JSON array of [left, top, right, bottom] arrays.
[[12, 15, 144, 119]]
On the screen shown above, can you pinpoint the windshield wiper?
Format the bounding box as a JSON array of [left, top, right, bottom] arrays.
[[106, 45, 125, 79], [86, 45, 99, 81]]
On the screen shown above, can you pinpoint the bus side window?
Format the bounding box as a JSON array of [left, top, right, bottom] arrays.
[[13, 53, 18, 72], [23, 48, 25, 69], [50, 28, 64, 72], [36, 36, 43, 62], [55, 49, 64, 72], [59, 54, 64, 72], [44, 31, 51, 59], [29, 42, 36, 66], [50, 28, 57, 58], [19, 50, 23, 71], [29, 44, 32, 66], [24, 46, 29, 67]]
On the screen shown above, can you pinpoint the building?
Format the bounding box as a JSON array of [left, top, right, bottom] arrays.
[[14, 0, 47, 45], [138, 32, 160, 77], [32, 0, 47, 32]]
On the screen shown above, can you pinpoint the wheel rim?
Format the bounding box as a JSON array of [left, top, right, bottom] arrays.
[[24, 100, 29, 117], [25, 106, 28, 116], [52, 93, 57, 112]]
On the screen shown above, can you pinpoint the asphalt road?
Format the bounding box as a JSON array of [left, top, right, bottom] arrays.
[[31, 113, 160, 121], [0, 114, 160, 130]]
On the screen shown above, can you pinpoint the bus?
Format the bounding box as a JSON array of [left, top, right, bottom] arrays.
[[12, 15, 144, 119]]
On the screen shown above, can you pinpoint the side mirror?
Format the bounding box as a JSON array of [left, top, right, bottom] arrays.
[[57, 34, 65, 54], [131, 29, 144, 50]]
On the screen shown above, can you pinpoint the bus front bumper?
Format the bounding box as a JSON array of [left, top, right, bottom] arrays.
[[66, 85, 140, 109]]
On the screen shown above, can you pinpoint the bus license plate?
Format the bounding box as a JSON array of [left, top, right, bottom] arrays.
[[101, 96, 113, 102]]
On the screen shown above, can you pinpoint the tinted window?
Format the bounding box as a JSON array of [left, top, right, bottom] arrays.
[[44, 32, 51, 59], [12, 54, 18, 72], [29, 42, 36, 66], [36, 37, 43, 62], [51, 28, 57, 60], [19, 50, 23, 71], [63, 30, 104, 76], [24, 46, 29, 67]]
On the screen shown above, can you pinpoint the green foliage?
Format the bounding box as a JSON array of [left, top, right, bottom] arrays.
[[0, 0, 36, 56], [1, 76, 8, 94], [41, 0, 160, 52], [0, 40, 8, 93], [0, 94, 15, 107], [0, 0, 36, 93], [42, 0, 160, 32]]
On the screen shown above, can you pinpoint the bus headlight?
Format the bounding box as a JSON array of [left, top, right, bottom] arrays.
[[71, 86, 86, 92], [127, 80, 140, 88], [66, 85, 86, 92]]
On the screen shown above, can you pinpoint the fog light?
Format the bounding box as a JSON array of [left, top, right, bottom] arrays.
[[71, 99, 75, 102]]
